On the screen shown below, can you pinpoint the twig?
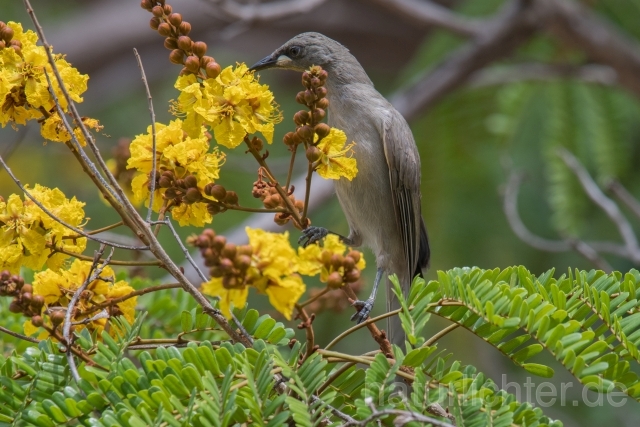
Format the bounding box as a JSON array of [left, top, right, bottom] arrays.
[[608, 180, 640, 220], [0, 154, 148, 251], [80, 283, 182, 316], [467, 63, 617, 88], [46, 243, 161, 266], [0, 325, 40, 344], [325, 308, 402, 351], [558, 148, 640, 264], [317, 362, 356, 395], [341, 404, 456, 427], [295, 305, 315, 360], [285, 145, 298, 191], [341, 284, 393, 355], [297, 286, 330, 308], [151, 218, 209, 283], [133, 48, 158, 223], [563, 236, 613, 272], [63, 244, 112, 388], [423, 323, 459, 348], [310, 395, 357, 424]]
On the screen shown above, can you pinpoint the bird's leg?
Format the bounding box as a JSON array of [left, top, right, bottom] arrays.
[[350, 268, 383, 324], [298, 227, 358, 247]]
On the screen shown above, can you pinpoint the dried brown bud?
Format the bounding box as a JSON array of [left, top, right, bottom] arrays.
[[177, 35, 192, 51], [314, 123, 330, 139], [157, 22, 172, 37], [306, 146, 321, 163], [168, 13, 182, 26], [205, 62, 221, 79], [141, 0, 153, 10], [184, 188, 202, 203], [164, 37, 178, 50], [327, 271, 343, 289], [169, 49, 185, 65], [174, 178, 186, 188], [185, 55, 200, 73], [31, 315, 43, 327], [178, 22, 191, 35], [224, 191, 238, 205], [163, 4, 173, 14], [151, 5, 164, 17], [293, 111, 309, 126], [206, 184, 226, 201], [192, 41, 207, 57], [264, 195, 281, 209], [316, 98, 329, 109], [312, 108, 326, 122], [222, 244, 237, 259], [296, 125, 314, 142], [343, 256, 355, 270], [150, 17, 161, 30], [50, 310, 65, 327], [213, 235, 227, 249], [344, 268, 360, 283], [184, 175, 198, 188]]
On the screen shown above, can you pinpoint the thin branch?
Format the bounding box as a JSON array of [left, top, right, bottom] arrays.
[[558, 148, 640, 264], [63, 245, 112, 388], [0, 325, 40, 344], [133, 48, 158, 223], [371, 0, 483, 37], [310, 395, 357, 424], [0, 154, 148, 251], [81, 283, 182, 316], [47, 243, 161, 266], [608, 180, 640, 221], [467, 63, 617, 88], [152, 218, 209, 283], [342, 404, 456, 427], [563, 236, 613, 272], [423, 323, 459, 348], [325, 308, 402, 351]]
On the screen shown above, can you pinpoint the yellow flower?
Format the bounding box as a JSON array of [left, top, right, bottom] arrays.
[[0, 22, 89, 130], [40, 113, 103, 146], [31, 259, 137, 335], [127, 119, 224, 226], [314, 128, 358, 181], [173, 63, 281, 148], [202, 277, 249, 319], [297, 234, 365, 282], [0, 186, 87, 273]]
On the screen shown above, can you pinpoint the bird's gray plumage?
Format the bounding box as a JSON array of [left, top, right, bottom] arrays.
[[250, 32, 429, 346]]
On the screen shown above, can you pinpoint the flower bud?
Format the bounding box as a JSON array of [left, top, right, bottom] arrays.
[[205, 62, 221, 79], [22, 284, 33, 294], [314, 123, 330, 139], [10, 40, 21, 48], [21, 292, 32, 303], [327, 271, 343, 289], [274, 212, 289, 225], [163, 4, 173, 14], [302, 72, 311, 87], [318, 69, 328, 82], [50, 310, 65, 327], [178, 22, 191, 35], [331, 254, 344, 270], [219, 258, 233, 272], [151, 5, 164, 17], [157, 22, 172, 37], [185, 55, 200, 73], [168, 49, 185, 65], [264, 195, 281, 209], [315, 86, 328, 99], [235, 255, 251, 271], [310, 77, 321, 88], [9, 300, 22, 313], [306, 146, 321, 163], [344, 268, 360, 283], [177, 35, 192, 51], [347, 250, 361, 264], [165, 187, 178, 199], [207, 203, 222, 215], [250, 136, 263, 151], [192, 41, 207, 57], [213, 235, 226, 249], [296, 125, 314, 142], [293, 111, 309, 126], [164, 37, 178, 50], [150, 17, 161, 30], [10, 45, 21, 57], [200, 56, 214, 67], [31, 315, 43, 327], [158, 175, 172, 188], [141, 0, 153, 10], [295, 91, 306, 105], [224, 191, 238, 205], [168, 12, 182, 26], [304, 90, 315, 105], [184, 175, 198, 188], [0, 40, 5, 49], [316, 98, 329, 109], [174, 178, 186, 188], [222, 243, 237, 259], [312, 108, 326, 122], [209, 184, 227, 201], [30, 294, 45, 310], [295, 200, 305, 211], [210, 266, 223, 277], [184, 188, 202, 203], [343, 256, 355, 270], [283, 132, 296, 147], [222, 275, 237, 288]]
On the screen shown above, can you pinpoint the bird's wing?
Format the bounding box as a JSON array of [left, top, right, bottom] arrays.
[[380, 111, 422, 280]]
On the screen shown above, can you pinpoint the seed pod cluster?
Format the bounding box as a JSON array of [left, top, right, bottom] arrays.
[[155, 169, 206, 206], [203, 183, 238, 215], [0, 22, 21, 56], [252, 179, 304, 226], [283, 66, 330, 151], [188, 229, 253, 288], [140, 0, 221, 78], [2, 271, 45, 325], [320, 250, 363, 289]]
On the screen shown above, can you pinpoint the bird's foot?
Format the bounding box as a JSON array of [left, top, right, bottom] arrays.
[[298, 226, 329, 247], [350, 298, 374, 324]]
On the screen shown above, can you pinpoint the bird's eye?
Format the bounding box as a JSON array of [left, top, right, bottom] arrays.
[[289, 46, 302, 58]]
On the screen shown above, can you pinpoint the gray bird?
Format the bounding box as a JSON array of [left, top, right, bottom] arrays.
[[250, 32, 430, 346]]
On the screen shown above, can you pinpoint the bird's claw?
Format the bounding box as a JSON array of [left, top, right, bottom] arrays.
[[350, 299, 374, 324], [298, 226, 329, 247]]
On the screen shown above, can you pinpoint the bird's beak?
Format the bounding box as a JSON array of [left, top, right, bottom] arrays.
[[249, 54, 278, 72]]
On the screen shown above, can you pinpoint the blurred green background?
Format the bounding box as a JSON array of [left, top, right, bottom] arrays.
[[2, 0, 640, 425]]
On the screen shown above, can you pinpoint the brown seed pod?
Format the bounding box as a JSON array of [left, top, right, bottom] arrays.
[[222, 243, 237, 259], [316, 98, 329, 109], [314, 123, 330, 139], [151, 5, 164, 17], [312, 108, 326, 122], [306, 146, 321, 163], [168, 12, 182, 26], [192, 41, 207, 58], [224, 191, 238, 205], [184, 175, 198, 188], [184, 188, 202, 204], [344, 268, 360, 283], [177, 35, 192, 51], [293, 111, 309, 126], [205, 62, 222, 79], [178, 22, 191, 35], [163, 4, 172, 14], [327, 271, 343, 289], [185, 55, 200, 73], [150, 17, 161, 30], [31, 315, 43, 327], [157, 22, 172, 37], [164, 37, 178, 50], [169, 49, 184, 64]]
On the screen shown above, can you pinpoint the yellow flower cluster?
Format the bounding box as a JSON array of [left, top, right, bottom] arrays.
[[0, 185, 87, 273], [173, 63, 281, 149], [127, 119, 225, 226], [314, 128, 358, 181], [27, 259, 136, 336], [298, 234, 365, 281], [0, 22, 99, 145]]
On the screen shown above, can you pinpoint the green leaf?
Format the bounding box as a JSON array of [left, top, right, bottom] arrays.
[[522, 363, 554, 378]]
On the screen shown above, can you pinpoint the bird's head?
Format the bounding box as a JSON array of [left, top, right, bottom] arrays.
[[249, 32, 346, 73]]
